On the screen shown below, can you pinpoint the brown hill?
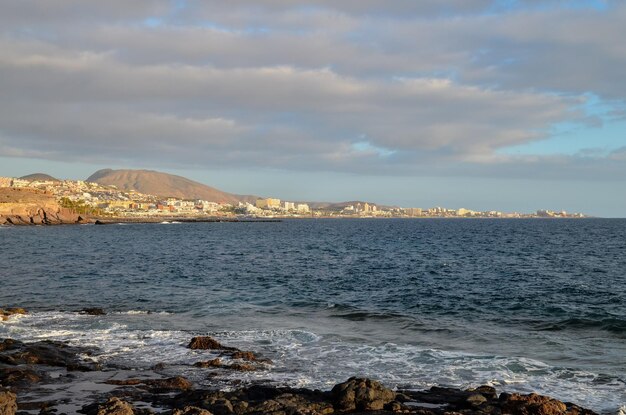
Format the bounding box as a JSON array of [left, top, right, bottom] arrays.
[[20, 173, 60, 182], [86, 169, 257, 204]]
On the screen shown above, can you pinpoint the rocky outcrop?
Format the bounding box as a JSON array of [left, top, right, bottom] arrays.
[[171, 406, 213, 415], [188, 337, 236, 351], [81, 397, 136, 415], [80, 308, 107, 316], [106, 376, 193, 393], [0, 388, 17, 415], [331, 377, 396, 411], [0, 188, 86, 225], [187, 336, 271, 372], [500, 392, 569, 415], [0, 338, 100, 372]]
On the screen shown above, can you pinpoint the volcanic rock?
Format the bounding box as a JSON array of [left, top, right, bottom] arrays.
[[0, 366, 43, 387], [107, 377, 192, 393], [194, 359, 223, 368], [187, 337, 236, 351], [500, 392, 568, 415], [93, 397, 136, 415], [0, 388, 17, 415], [331, 377, 396, 411], [171, 406, 213, 415], [0, 338, 100, 371], [81, 308, 107, 316]]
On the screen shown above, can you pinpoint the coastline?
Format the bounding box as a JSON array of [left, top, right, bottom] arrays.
[[0, 311, 600, 415], [0, 214, 601, 227]]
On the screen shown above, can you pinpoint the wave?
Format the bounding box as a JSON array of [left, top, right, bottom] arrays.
[[2, 311, 625, 413], [112, 310, 172, 315], [534, 317, 626, 335]]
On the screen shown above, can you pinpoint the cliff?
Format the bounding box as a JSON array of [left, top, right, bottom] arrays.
[[0, 188, 85, 225]]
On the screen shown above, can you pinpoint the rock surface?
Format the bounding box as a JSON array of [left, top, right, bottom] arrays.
[[106, 376, 193, 393], [331, 377, 396, 411], [0, 188, 85, 225], [0, 388, 17, 415], [0, 338, 100, 371]]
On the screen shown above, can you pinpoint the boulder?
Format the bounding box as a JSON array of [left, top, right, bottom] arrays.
[[0, 389, 17, 415], [331, 377, 395, 411], [107, 376, 192, 393], [96, 397, 135, 415], [188, 337, 235, 351], [500, 392, 568, 415], [0, 338, 100, 371], [194, 358, 223, 368], [80, 308, 107, 316], [0, 366, 43, 387]]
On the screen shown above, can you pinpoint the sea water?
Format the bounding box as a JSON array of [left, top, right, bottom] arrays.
[[1, 219, 625, 413]]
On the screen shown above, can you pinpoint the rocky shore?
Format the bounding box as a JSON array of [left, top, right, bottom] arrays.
[[0, 310, 599, 415], [0, 188, 86, 226]]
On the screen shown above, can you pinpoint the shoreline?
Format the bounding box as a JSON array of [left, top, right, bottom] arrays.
[[0, 310, 604, 415], [0, 214, 605, 227], [0, 336, 600, 415]]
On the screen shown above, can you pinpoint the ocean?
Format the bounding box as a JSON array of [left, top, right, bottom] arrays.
[[1, 219, 625, 413]]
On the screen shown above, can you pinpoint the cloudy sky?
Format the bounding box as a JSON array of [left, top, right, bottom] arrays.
[[1, 0, 625, 216]]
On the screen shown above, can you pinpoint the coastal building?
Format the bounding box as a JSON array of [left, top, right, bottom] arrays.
[[283, 201, 295, 211], [405, 208, 422, 217], [256, 198, 281, 209], [296, 203, 310, 213], [457, 208, 476, 217], [10, 178, 30, 188], [0, 177, 12, 187]]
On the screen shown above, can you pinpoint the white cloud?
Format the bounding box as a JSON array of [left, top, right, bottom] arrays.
[[0, 0, 624, 179]]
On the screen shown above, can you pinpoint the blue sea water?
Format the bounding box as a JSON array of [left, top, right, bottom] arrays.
[[1, 219, 625, 413]]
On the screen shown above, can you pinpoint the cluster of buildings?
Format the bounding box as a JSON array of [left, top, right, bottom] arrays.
[[0, 176, 586, 219]]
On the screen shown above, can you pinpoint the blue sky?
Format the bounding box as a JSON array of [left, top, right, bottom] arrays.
[[0, 0, 625, 216]]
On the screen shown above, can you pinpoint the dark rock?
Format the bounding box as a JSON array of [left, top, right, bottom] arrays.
[[145, 376, 193, 392], [0, 388, 17, 415], [0, 366, 43, 387], [80, 308, 106, 316], [500, 392, 568, 415], [466, 394, 487, 407], [385, 400, 405, 412], [171, 407, 213, 415], [107, 377, 192, 393], [331, 377, 395, 411], [470, 385, 498, 400], [200, 398, 232, 415], [187, 337, 236, 351], [93, 397, 135, 415], [194, 359, 222, 368], [0, 338, 100, 371]]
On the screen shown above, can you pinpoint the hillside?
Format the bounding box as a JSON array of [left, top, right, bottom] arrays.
[[20, 173, 60, 182], [86, 169, 257, 204]]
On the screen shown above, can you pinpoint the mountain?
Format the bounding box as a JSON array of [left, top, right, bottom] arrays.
[[86, 169, 257, 204], [20, 173, 60, 182]]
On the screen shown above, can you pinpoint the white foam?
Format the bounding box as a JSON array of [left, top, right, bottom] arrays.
[[2, 311, 624, 413], [113, 310, 171, 315]]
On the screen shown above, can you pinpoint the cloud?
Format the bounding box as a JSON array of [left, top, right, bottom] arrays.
[[0, 0, 624, 179]]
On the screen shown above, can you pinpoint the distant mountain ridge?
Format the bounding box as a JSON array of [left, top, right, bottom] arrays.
[[86, 169, 258, 204], [20, 173, 60, 182]]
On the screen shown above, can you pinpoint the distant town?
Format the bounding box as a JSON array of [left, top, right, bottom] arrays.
[[0, 175, 587, 219]]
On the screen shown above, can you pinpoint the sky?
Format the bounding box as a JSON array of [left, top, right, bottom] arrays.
[[1, 0, 625, 216]]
